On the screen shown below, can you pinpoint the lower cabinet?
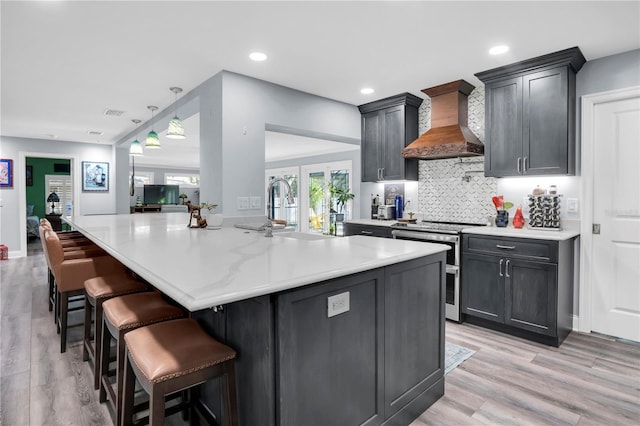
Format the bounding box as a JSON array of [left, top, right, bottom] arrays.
[[195, 254, 446, 425], [461, 234, 574, 346]]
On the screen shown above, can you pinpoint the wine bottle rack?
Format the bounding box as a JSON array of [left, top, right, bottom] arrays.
[[528, 194, 561, 230]]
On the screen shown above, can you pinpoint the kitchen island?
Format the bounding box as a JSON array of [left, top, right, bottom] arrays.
[[65, 213, 448, 426]]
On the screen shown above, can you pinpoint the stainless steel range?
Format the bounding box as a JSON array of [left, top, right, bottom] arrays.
[[391, 220, 484, 322]]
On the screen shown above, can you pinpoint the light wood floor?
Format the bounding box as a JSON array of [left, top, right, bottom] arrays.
[[2, 244, 639, 425]]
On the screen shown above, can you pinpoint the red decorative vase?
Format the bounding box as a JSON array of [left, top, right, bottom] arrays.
[[513, 205, 525, 229]]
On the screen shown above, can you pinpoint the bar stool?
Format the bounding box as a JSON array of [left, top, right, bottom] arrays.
[[99, 292, 184, 425], [122, 318, 238, 426], [39, 223, 105, 314], [83, 274, 148, 390], [43, 229, 127, 352]]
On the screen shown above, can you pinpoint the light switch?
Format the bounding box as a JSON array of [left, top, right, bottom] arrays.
[[567, 198, 579, 213], [237, 197, 250, 210], [250, 196, 261, 210]]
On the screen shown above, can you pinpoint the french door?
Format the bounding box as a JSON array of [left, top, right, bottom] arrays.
[[267, 161, 353, 234], [300, 161, 353, 234]]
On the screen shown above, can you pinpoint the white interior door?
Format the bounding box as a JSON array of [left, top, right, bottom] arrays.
[[590, 94, 640, 342]]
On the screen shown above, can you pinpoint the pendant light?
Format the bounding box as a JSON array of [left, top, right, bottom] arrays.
[[129, 119, 143, 156], [166, 87, 186, 139], [145, 105, 160, 148]]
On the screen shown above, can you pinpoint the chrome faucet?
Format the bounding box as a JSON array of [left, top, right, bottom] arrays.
[[265, 177, 295, 237]]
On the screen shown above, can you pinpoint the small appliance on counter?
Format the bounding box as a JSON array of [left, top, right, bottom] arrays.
[[378, 205, 396, 220], [371, 194, 380, 219]]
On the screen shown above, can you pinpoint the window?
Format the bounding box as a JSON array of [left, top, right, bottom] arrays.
[[133, 171, 154, 186], [165, 173, 200, 188], [45, 174, 72, 216]]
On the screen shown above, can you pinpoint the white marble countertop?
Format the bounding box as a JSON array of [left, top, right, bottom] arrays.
[[462, 225, 580, 241], [65, 213, 448, 311]]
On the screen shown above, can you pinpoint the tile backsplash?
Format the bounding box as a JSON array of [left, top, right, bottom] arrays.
[[417, 86, 497, 224]]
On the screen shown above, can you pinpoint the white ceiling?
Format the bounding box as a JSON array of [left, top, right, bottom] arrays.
[[2, 1, 639, 168]]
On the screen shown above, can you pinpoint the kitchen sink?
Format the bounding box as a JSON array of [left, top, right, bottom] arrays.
[[275, 232, 329, 241]]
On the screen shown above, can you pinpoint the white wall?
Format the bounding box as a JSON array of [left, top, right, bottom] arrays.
[[204, 71, 362, 217], [0, 136, 114, 257]]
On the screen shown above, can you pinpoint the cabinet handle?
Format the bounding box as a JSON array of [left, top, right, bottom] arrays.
[[499, 259, 504, 277], [377, 168, 382, 181], [523, 157, 528, 173], [360, 231, 373, 235], [517, 157, 522, 173], [505, 260, 511, 278], [380, 167, 385, 180], [496, 244, 516, 250]]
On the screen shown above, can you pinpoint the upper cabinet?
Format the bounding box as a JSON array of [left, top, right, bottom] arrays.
[[358, 93, 422, 182], [475, 47, 586, 177]]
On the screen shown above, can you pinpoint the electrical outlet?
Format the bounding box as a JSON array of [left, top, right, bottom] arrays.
[[250, 196, 261, 210], [327, 292, 350, 318], [567, 198, 579, 213], [237, 197, 250, 210]]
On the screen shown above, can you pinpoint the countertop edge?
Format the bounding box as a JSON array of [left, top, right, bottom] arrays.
[[462, 226, 580, 241]]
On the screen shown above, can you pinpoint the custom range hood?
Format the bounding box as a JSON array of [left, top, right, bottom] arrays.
[[402, 79, 483, 159]]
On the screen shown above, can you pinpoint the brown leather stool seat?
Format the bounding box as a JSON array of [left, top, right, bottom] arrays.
[[99, 292, 184, 425], [122, 318, 238, 426], [39, 223, 106, 314], [43, 229, 127, 353], [83, 275, 148, 390]]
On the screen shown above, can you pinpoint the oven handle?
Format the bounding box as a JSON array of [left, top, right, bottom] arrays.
[[446, 265, 459, 277], [391, 229, 459, 243]]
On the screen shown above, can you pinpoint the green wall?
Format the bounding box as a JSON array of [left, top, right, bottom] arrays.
[[26, 157, 70, 218]]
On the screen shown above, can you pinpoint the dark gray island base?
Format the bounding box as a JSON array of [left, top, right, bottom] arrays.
[[193, 253, 446, 426]]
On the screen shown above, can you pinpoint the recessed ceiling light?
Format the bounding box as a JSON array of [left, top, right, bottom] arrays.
[[249, 52, 268, 61], [361, 88, 375, 95], [489, 45, 509, 55]]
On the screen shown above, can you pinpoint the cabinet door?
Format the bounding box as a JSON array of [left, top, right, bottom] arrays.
[[384, 256, 444, 416], [523, 67, 569, 175], [505, 259, 558, 336], [380, 106, 405, 181], [361, 110, 382, 182], [461, 252, 504, 322], [277, 270, 384, 426], [484, 77, 523, 177]]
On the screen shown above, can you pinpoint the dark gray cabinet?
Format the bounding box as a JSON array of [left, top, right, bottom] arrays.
[[277, 269, 385, 426], [461, 234, 574, 346], [344, 222, 393, 238], [476, 47, 585, 177], [358, 93, 421, 182], [195, 254, 446, 425]]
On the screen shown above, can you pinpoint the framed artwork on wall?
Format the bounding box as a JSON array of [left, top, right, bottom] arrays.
[[0, 159, 13, 188], [26, 165, 33, 186], [82, 161, 109, 192]]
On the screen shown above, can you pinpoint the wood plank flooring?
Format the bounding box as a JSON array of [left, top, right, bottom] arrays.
[[2, 243, 639, 425]]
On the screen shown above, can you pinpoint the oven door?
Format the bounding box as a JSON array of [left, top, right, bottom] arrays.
[[445, 265, 460, 322]]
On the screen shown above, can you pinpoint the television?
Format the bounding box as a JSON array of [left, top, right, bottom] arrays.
[[143, 184, 180, 205]]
